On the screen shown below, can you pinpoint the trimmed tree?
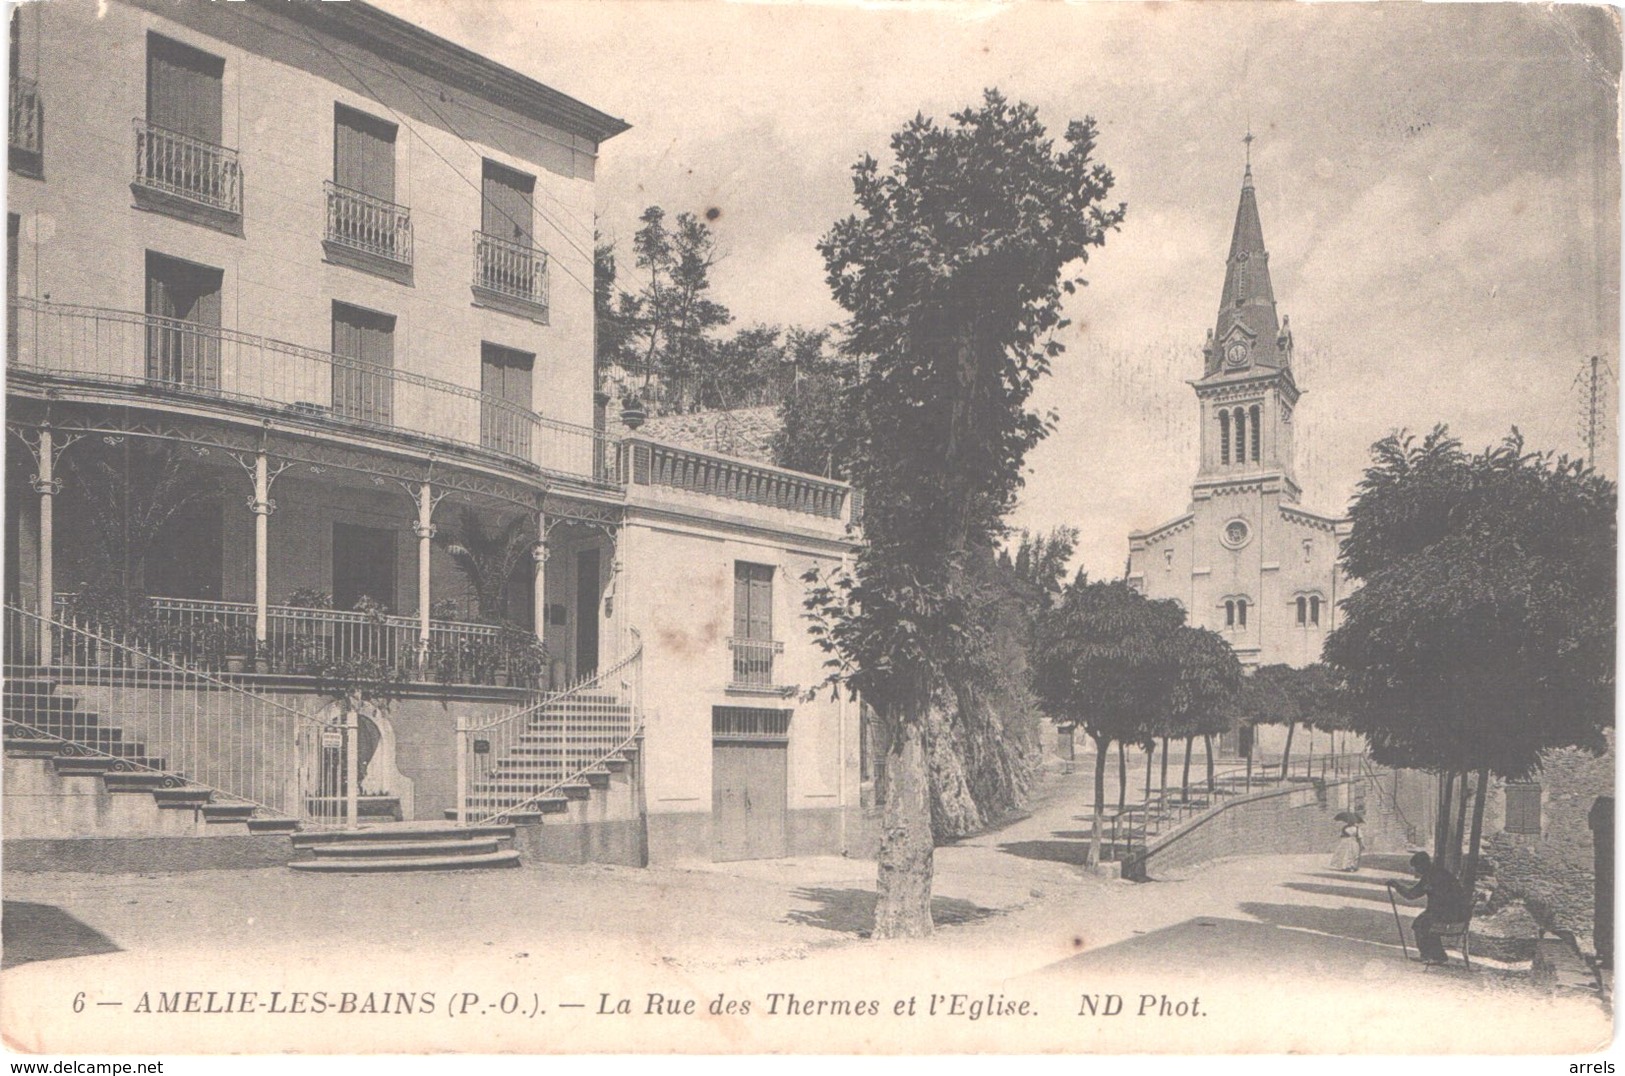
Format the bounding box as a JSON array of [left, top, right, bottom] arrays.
[[1032, 579, 1183, 866], [1325, 428, 1615, 888], [1168, 624, 1244, 802], [805, 91, 1123, 936]]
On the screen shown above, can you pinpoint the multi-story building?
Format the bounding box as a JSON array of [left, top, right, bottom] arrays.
[[1126, 161, 1349, 754], [4, 0, 863, 869]]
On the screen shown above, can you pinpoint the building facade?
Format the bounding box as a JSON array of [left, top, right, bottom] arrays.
[[4, 0, 863, 868], [1127, 163, 1349, 750]]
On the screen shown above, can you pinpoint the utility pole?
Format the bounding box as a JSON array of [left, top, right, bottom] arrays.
[[1573, 355, 1614, 468]]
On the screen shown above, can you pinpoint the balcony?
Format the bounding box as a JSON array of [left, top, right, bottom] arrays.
[[621, 437, 852, 521], [8, 297, 617, 486], [324, 182, 413, 285], [728, 637, 788, 695], [131, 120, 242, 234], [9, 75, 42, 176], [472, 230, 549, 323]]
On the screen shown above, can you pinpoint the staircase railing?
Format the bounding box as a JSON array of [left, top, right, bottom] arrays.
[[4, 602, 326, 822], [457, 630, 643, 825]]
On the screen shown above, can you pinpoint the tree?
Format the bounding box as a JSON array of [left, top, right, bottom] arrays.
[[1032, 579, 1181, 866], [435, 508, 536, 625], [1167, 624, 1243, 802], [804, 91, 1124, 936], [1325, 427, 1615, 888], [619, 207, 731, 415]]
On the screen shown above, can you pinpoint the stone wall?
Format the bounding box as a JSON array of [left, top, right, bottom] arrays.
[[1124, 767, 1420, 881]]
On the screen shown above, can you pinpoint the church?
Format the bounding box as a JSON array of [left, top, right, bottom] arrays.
[[1127, 158, 1349, 750]]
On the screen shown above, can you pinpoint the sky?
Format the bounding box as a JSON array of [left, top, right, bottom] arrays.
[[381, 0, 1621, 579]]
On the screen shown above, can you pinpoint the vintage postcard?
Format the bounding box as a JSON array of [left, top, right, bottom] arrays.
[[0, 0, 1617, 1061]]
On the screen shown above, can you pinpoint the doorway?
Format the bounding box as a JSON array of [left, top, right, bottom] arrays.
[[712, 707, 790, 861], [575, 547, 600, 678], [332, 522, 396, 611]]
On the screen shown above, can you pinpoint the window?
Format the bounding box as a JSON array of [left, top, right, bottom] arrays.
[[480, 343, 534, 458], [147, 34, 223, 143], [145, 251, 222, 390], [8, 10, 42, 173], [482, 160, 534, 245], [138, 34, 239, 221], [712, 706, 791, 743], [732, 562, 777, 687], [1218, 410, 1231, 465], [1504, 782, 1541, 836], [1310, 596, 1321, 626], [1234, 407, 1247, 466], [334, 106, 396, 202], [326, 106, 410, 273], [1236, 598, 1248, 627], [332, 522, 396, 611], [1225, 600, 1235, 627], [331, 302, 395, 425], [1296, 596, 1307, 626], [1250, 404, 1261, 462]]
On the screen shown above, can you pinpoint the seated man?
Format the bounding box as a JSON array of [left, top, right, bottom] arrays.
[[1387, 851, 1470, 965]]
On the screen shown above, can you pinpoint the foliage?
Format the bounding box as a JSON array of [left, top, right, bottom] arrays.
[[285, 588, 334, 610], [804, 90, 1122, 933], [1324, 427, 1615, 778], [1168, 625, 1244, 741], [772, 370, 860, 479], [436, 508, 536, 625]]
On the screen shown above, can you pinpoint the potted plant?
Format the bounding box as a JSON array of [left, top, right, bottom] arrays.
[[620, 392, 647, 430]]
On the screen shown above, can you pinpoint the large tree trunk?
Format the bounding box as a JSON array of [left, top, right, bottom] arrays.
[[1091, 734, 1108, 867], [1159, 735, 1170, 809], [1433, 770, 1456, 866], [1451, 769, 1472, 877], [1116, 740, 1127, 814], [1464, 765, 1490, 893], [1279, 721, 1297, 781], [1204, 734, 1216, 795], [873, 710, 934, 939], [1181, 736, 1194, 803]]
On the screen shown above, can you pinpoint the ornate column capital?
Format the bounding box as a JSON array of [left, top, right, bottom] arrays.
[[29, 475, 61, 496], [413, 521, 438, 541], [532, 540, 551, 566], [246, 496, 278, 517]]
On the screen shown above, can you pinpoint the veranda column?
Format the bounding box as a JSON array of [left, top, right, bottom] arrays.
[[532, 511, 549, 645], [414, 481, 436, 657], [31, 425, 59, 657], [249, 451, 274, 650]]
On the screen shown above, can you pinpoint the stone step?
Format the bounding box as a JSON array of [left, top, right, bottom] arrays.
[[289, 850, 521, 873], [102, 771, 175, 792], [201, 803, 258, 824], [309, 837, 504, 858], [247, 817, 301, 835], [447, 796, 567, 816], [290, 823, 515, 848], [152, 786, 213, 809]]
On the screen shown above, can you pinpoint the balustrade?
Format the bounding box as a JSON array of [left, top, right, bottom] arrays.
[[133, 120, 241, 214], [325, 181, 413, 265]]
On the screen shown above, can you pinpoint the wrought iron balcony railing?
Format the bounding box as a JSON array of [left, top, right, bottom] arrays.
[[473, 230, 549, 317], [9, 76, 42, 158], [324, 181, 413, 265], [133, 119, 241, 215], [9, 297, 618, 485], [728, 636, 786, 691]]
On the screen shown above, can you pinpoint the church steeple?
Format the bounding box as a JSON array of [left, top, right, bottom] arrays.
[[1202, 150, 1294, 379], [1191, 145, 1302, 500]]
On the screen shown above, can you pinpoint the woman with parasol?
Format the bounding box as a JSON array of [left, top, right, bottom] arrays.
[[1330, 810, 1364, 871]]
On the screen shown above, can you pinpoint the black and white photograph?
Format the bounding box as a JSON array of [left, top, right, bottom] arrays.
[[0, 0, 1617, 1059]]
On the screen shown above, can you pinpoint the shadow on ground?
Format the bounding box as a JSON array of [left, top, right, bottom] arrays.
[[2, 901, 122, 969], [1362, 853, 1421, 873], [1239, 899, 1411, 949], [1303, 871, 1400, 888], [998, 836, 1139, 866], [1033, 916, 1401, 981], [1284, 881, 1405, 905], [785, 888, 998, 937]]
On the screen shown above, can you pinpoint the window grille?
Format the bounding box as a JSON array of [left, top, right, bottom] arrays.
[[713, 707, 791, 743]]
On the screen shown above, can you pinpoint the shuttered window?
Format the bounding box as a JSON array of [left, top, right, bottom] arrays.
[[331, 302, 395, 425], [733, 562, 774, 642], [145, 251, 222, 389], [147, 34, 223, 143], [1505, 782, 1542, 836], [334, 105, 396, 202], [480, 343, 534, 457], [481, 160, 534, 246]]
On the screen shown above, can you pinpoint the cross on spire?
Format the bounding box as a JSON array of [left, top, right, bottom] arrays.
[[1243, 130, 1254, 173]]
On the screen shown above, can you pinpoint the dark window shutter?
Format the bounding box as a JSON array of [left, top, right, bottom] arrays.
[[482, 161, 534, 245], [1505, 783, 1542, 836], [334, 106, 396, 202], [147, 35, 224, 143]]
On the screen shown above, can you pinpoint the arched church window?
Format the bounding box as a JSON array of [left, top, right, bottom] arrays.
[[1224, 600, 1235, 627], [1250, 404, 1261, 462], [1219, 410, 1231, 465], [1296, 596, 1307, 625], [1310, 596, 1321, 626], [1236, 599, 1249, 628], [1234, 408, 1247, 465]]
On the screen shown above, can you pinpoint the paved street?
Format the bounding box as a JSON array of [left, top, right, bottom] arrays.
[[2, 765, 1611, 1054]]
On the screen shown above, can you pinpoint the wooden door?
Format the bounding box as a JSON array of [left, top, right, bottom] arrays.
[[575, 547, 600, 678], [712, 741, 787, 862]]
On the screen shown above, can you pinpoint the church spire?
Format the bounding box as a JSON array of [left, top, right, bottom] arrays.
[[1202, 142, 1292, 378]]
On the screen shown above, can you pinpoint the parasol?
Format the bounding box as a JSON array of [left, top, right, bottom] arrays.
[[1334, 810, 1364, 824]]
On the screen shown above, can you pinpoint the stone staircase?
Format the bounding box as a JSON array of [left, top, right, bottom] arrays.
[[288, 823, 521, 872], [447, 694, 638, 824], [3, 676, 298, 836]]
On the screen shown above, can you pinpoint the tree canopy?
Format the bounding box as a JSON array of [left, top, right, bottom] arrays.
[[1324, 427, 1615, 779]]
